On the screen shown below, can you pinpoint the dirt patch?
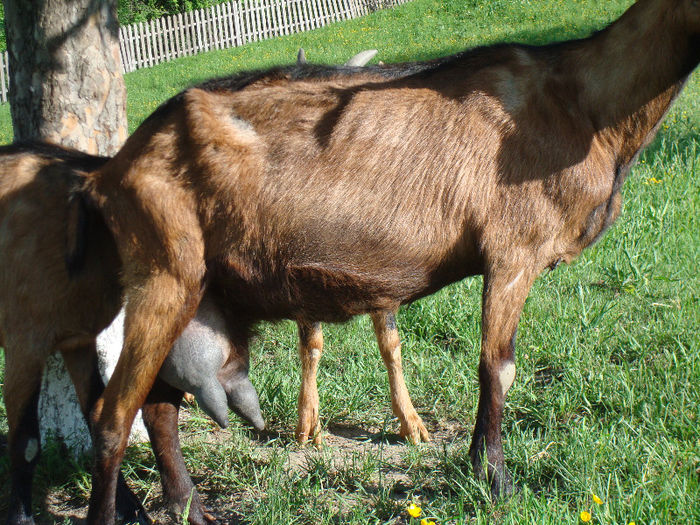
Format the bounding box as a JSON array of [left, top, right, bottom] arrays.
[[14, 417, 471, 524]]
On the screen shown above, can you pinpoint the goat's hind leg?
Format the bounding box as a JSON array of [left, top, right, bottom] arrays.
[[295, 321, 324, 445], [3, 341, 44, 525], [371, 310, 430, 444], [61, 343, 152, 525]]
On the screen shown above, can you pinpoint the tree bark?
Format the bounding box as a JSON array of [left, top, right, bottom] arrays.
[[4, 0, 128, 155], [3, 0, 142, 453]]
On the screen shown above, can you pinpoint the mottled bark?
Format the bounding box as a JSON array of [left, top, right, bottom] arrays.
[[3, 0, 136, 453], [3, 0, 127, 155]]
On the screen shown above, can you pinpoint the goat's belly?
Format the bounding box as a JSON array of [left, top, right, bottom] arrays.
[[212, 260, 432, 323]]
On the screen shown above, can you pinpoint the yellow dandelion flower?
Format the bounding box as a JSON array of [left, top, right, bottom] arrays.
[[420, 520, 436, 525], [628, 522, 636, 525], [592, 494, 603, 505], [580, 510, 592, 522], [407, 503, 422, 518]]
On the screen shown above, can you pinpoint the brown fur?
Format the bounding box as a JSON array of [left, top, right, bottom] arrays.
[[84, 0, 700, 519], [0, 143, 215, 525]]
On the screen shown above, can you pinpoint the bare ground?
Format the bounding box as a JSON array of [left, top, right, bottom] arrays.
[[7, 412, 471, 524]]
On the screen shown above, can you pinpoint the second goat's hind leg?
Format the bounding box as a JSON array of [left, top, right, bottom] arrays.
[[142, 377, 216, 525], [295, 321, 324, 445], [372, 310, 430, 444]]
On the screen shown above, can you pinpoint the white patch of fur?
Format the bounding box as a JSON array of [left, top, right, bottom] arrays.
[[499, 362, 516, 396], [494, 69, 524, 114], [311, 348, 322, 361], [504, 269, 525, 292], [24, 438, 39, 463]]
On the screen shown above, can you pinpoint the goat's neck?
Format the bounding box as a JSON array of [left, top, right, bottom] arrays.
[[571, 1, 696, 167]]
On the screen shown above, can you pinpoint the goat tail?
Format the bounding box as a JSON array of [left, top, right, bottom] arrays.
[[65, 187, 90, 278]]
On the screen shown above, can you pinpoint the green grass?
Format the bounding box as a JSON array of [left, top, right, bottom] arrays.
[[1, 0, 699, 523]]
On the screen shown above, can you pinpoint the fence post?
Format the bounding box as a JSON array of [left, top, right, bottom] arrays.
[[0, 52, 7, 104]]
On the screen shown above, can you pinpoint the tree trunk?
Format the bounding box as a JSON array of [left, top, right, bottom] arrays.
[[4, 0, 128, 155], [3, 0, 143, 454]]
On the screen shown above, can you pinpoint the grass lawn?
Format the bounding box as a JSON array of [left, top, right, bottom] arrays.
[[1, 0, 699, 523]]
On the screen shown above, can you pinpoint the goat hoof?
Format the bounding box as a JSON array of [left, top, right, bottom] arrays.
[[489, 469, 515, 501], [179, 503, 218, 525], [400, 415, 431, 444], [115, 482, 152, 525], [295, 417, 322, 446]]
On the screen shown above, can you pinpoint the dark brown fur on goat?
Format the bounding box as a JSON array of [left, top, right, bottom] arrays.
[[83, 1, 700, 522]]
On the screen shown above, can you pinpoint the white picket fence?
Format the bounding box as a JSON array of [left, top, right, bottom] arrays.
[[0, 0, 410, 103]]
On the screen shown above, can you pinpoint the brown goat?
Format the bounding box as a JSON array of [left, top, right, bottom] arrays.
[[83, 0, 700, 521], [0, 143, 260, 524]]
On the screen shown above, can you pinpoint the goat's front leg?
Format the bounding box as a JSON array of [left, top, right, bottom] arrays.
[[87, 271, 204, 525], [371, 310, 430, 444], [295, 321, 324, 445], [470, 265, 535, 499]]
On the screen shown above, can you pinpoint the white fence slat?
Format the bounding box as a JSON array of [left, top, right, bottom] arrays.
[[205, 6, 212, 50], [290, 0, 301, 32], [118, 26, 127, 72], [145, 20, 154, 67], [215, 3, 225, 49], [193, 10, 203, 53], [188, 10, 197, 55], [133, 22, 141, 69], [208, 6, 218, 50], [267, 0, 276, 38], [274, 0, 286, 36], [0, 52, 7, 103], [221, 2, 230, 47], [328, 0, 339, 23], [143, 21, 151, 67], [259, 1, 268, 40], [165, 15, 173, 61], [307, 0, 319, 29], [233, 0, 244, 46], [242, 0, 251, 43], [154, 18, 163, 64], [125, 24, 134, 71], [253, 1, 262, 42], [175, 12, 184, 57], [317, 0, 328, 27], [118, 26, 126, 72], [284, 0, 293, 33], [228, 1, 238, 46], [299, 0, 312, 32], [319, 0, 331, 25]]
